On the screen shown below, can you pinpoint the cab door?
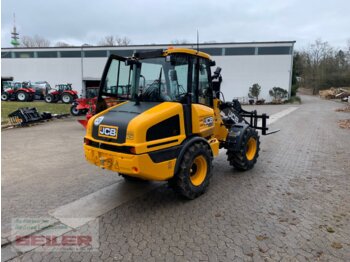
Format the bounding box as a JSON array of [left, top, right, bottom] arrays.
[[191, 57, 215, 137], [96, 54, 130, 113]]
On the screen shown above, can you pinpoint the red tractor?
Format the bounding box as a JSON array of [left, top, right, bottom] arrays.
[[44, 83, 78, 104], [1, 81, 35, 102]]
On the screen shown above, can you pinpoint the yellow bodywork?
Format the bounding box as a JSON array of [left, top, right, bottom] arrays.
[[191, 104, 214, 137], [84, 145, 177, 180], [85, 102, 186, 180], [84, 48, 224, 181], [84, 101, 221, 180], [213, 99, 228, 141], [164, 48, 211, 60]]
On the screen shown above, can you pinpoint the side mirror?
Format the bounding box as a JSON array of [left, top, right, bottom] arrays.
[[209, 60, 216, 67], [212, 67, 222, 80], [214, 67, 221, 75]]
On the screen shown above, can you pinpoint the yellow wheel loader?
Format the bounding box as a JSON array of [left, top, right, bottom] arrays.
[[84, 48, 275, 199]]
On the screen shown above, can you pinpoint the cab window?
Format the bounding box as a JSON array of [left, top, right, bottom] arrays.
[[192, 57, 211, 106]]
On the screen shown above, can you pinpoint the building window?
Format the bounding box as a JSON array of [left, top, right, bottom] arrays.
[[14, 52, 34, 58], [60, 51, 81, 58], [1, 52, 12, 58], [37, 51, 58, 58], [109, 49, 134, 57], [258, 46, 291, 55], [200, 48, 222, 56], [225, 47, 255, 56], [84, 50, 107, 57]]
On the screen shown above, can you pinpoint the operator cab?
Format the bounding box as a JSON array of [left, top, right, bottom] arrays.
[[96, 48, 217, 113]]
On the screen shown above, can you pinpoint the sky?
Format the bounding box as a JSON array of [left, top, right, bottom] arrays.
[[1, 0, 350, 50]]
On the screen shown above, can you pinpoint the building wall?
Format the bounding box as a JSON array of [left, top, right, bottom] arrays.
[[214, 55, 292, 101], [1, 42, 294, 101], [1, 57, 107, 94]]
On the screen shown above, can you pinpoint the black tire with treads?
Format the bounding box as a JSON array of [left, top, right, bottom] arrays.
[[1, 93, 9, 101], [61, 93, 73, 104], [169, 142, 212, 199], [45, 94, 54, 103], [226, 127, 260, 171], [16, 91, 28, 102]]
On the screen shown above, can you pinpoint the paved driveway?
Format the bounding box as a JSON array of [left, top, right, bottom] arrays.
[[2, 95, 350, 261]]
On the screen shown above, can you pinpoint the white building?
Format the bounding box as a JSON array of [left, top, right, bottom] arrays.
[[1, 41, 295, 102]]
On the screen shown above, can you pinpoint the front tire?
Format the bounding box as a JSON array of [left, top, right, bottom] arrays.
[[16, 91, 28, 102], [1, 93, 9, 101], [169, 142, 212, 199], [70, 105, 81, 116], [61, 94, 73, 104], [226, 127, 260, 171], [45, 94, 54, 103]]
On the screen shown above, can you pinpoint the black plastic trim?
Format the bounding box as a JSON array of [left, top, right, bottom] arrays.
[[147, 139, 178, 148], [148, 145, 182, 163], [146, 115, 180, 141], [182, 104, 192, 136], [88, 140, 133, 154]]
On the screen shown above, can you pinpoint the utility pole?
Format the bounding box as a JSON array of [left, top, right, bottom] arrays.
[[11, 13, 20, 48]]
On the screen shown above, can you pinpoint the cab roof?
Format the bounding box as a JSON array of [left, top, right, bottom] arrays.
[[163, 48, 211, 60]]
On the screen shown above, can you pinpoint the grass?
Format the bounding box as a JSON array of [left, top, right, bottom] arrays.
[[1, 101, 71, 123]]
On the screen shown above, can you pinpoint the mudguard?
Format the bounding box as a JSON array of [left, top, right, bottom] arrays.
[[225, 123, 250, 152], [174, 136, 211, 174]]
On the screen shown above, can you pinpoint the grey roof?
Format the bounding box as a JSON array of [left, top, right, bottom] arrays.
[[1, 41, 296, 51]]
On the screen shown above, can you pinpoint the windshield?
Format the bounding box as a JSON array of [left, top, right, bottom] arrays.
[[102, 54, 190, 102]]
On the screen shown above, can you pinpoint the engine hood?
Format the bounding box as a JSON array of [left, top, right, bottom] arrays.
[[91, 101, 160, 144]]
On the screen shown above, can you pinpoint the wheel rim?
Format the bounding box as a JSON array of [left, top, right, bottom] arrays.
[[246, 137, 257, 161], [18, 93, 25, 100], [72, 107, 79, 115], [1, 94, 7, 100], [62, 95, 70, 103], [46, 96, 52, 102], [190, 156, 207, 186]]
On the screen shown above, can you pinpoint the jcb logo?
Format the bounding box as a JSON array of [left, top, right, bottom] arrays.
[[98, 125, 118, 138], [203, 117, 214, 127]]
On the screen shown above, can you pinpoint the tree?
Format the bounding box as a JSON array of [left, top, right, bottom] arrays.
[[99, 35, 131, 46], [269, 87, 288, 101], [302, 39, 334, 94], [55, 41, 71, 47], [171, 39, 189, 45], [21, 35, 50, 47], [116, 36, 131, 46], [248, 83, 261, 100]]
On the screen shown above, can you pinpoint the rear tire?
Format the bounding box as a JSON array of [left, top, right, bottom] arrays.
[[45, 94, 54, 103], [16, 91, 28, 102], [61, 94, 73, 104], [169, 142, 212, 199], [1, 93, 9, 101], [226, 127, 260, 171]]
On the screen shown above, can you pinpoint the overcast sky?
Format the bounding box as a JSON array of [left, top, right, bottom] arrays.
[[1, 0, 349, 50]]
